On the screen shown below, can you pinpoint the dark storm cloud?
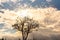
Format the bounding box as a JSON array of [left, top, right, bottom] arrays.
[[0, 1, 17, 10], [0, 0, 52, 10], [0, 0, 60, 10], [30, 0, 51, 8], [51, 0, 60, 10]]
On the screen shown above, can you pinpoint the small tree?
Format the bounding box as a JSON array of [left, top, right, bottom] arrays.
[[12, 17, 39, 40]]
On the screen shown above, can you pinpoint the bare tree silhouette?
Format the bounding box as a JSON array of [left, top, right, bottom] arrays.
[[12, 17, 39, 40]]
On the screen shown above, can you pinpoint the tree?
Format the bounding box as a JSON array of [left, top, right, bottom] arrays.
[[12, 17, 39, 40]]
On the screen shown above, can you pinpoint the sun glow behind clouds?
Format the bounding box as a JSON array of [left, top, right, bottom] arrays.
[[16, 9, 33, 18], [18, 10, 28, 17]]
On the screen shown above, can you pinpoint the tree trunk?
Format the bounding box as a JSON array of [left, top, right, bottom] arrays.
[[22, 31, 28, 40]]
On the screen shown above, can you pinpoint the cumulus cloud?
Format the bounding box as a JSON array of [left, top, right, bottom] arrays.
[[0, 7, 60, 39], [0, 0, 60, 39]]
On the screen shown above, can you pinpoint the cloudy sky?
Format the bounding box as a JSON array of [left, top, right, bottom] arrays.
[[0, 0, 60, 38], [0, 0, 60, 10]]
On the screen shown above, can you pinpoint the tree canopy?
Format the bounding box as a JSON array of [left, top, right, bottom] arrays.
[[12, 17, 39, 40]]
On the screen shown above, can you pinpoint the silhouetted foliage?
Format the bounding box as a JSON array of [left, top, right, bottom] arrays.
[[1, 38, 4, 40], [12, 17, 39, 40]]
